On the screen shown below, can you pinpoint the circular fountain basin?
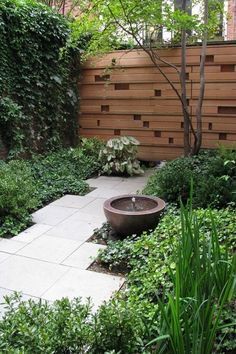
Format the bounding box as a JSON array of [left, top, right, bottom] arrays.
[[103, 195, 165, 237]]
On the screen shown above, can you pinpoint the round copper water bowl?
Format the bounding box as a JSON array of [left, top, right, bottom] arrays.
[[103, 194, 165, 237]]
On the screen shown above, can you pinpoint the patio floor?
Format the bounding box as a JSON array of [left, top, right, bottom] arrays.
[[0, 169, 154, 313]]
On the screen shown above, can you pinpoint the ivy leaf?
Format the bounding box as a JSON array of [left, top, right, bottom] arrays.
[[51, 75, 62, 85]]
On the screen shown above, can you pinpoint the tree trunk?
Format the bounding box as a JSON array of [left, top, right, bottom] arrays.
[[180, 0, 191, 156], [193, 0, 208, 155]]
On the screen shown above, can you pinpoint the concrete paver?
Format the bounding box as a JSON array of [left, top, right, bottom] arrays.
[[87, 178, 122, 188], [15, 224, 52, 243], [32, 205, 78, 226], [45, 218, 102, 242], [17, 235, 82, 264], [42, 268, 123, 309], [79, 198, 107, 217], [0, 252, 11, 263], [0, 238, 26, 254], [86, 187, 131, 198], [62, 242, 106, 269], [0, 255, 68, 297], [51, 195, 95, 209]]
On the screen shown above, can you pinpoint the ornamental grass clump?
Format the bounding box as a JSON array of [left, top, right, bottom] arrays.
[[146, 203, 236, 354]]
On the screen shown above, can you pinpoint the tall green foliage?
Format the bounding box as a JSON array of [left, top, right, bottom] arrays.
[[147, 204, 235, 354], [0, 0, 79, 157]]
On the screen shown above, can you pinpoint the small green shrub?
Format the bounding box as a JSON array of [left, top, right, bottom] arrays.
[[91, 299, 145, 354], [99, 136, 144, 176], [80, 137, 105, 159], [144, 157, 196, 202], [0, 160, 38, 218], [0, 295, 93, 353], [0, 294, 146, 354], [0, 160, 38, 236], [143, 149, 236, 208]]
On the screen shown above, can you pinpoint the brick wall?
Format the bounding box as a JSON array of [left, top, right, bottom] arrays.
[[227, 0, 236, 40]]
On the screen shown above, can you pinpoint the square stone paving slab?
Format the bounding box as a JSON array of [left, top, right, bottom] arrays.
[[86, 188, 132, 199], [15, 224, 52, 243], [95, 176, 124, 182], [42, 268, 124, 309], [45, 217, 101, 242], [0, 252, 11, 263], [62, 242, 106, 269], [87, 178, 121, 188], [32, 205, 78, 226], [17, 235, 82, 264], [113, 181, 146, 193], [0, 238, 26, 254], [67, 210, 106, 224], [51, 195, 95, 209], [79, 198, 106, 217], [0, 255, 69, 297]]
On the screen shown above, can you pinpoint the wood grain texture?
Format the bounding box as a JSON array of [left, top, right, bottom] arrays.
[[79, 44, 236, 160]]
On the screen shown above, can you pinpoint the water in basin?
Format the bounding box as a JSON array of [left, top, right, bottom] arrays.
[[111, 196, 157, 212]]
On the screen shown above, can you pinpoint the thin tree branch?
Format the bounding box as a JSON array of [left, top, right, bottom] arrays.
[[108, 0, 197, 142], [118, 0, 180, 73]]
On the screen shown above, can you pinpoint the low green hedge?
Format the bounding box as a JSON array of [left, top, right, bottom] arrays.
[[0, 160, 39, 237], [143, 149, 236, 208], [0, 138, 105, 237]]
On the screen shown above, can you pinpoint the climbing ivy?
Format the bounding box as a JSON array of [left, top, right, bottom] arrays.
[[0, 0, 80, 157]]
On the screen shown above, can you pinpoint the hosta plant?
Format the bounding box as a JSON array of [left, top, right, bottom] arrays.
[[99, 136, 144, 176]]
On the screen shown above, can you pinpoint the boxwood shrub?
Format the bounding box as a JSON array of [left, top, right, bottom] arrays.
[[143, 149, 236, 208]]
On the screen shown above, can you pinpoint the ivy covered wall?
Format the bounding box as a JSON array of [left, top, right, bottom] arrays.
[[0, 0, 80, 158]]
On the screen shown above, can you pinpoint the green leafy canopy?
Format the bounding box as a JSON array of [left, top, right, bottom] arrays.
[[71, 0, 224, 59]]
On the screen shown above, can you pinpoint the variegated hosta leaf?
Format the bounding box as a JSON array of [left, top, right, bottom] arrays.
[[99, 136, 143, 176], [107, 139, 113, 148], [128, 136, 140, 145], [121, 136, 130, 145]]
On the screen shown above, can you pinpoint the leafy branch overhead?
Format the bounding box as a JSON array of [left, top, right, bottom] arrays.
[[74, 0, 224, 57]]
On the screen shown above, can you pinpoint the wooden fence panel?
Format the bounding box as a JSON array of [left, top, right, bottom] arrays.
[[79, 44, 236, 160]]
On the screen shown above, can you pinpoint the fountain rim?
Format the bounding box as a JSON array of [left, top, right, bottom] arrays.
[[103, 194, 166, 216]]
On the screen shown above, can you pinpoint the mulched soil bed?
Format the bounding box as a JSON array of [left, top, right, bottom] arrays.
[[88, 260, 128, 277], [87, 222, 129, 276]]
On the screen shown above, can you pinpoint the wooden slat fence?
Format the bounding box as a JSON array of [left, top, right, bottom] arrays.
[[79, 44, 236, 160]]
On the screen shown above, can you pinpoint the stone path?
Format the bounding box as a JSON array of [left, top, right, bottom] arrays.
[[0, 169, 153, 313]]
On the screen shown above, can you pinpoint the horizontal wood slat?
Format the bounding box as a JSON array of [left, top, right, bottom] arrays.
[[79, 44, 236, 161]]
